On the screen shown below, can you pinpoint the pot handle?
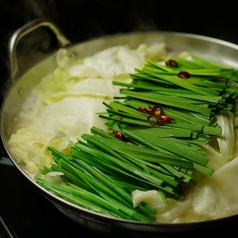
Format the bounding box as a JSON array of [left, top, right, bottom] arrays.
[[8, 18, 71, 82]]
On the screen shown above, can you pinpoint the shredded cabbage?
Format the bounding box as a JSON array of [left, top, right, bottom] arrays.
[[9, 43, 166, 179], [8, 42, 238, 223]]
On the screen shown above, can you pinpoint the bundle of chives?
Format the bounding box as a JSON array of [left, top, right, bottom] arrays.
[[37, 147, 157, 222], [36, 52, 238, 222], [97, 53, 238, 186]]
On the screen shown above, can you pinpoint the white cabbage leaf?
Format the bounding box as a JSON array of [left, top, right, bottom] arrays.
[[232, 105, 238, 158], [132, 157, 238, 223], [185, 156, 238, 221], [12, 42, 238, 224], [44, 171, 64, 184], [136, 42, 167, 62], [68, 45, 144, 78], [132, 190, 190, 223], [9, 43, 167, 179], [215, 111, 235, 160]]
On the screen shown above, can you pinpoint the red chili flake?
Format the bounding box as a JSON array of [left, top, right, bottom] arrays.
[[165, 59, 178, 67], [178, 71, 190, 78], [147, 115, 158, 126], [158, 115, 175, 124], [160, 115, 175, 122], [137, 104, 174, 126], [137, 107, 148, 113], [151, 104, 163, 116], [147, 106, 154, 115], [114, 131, 125, 140]]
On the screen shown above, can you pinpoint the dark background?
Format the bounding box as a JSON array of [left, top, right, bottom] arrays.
[[1, 1, 238, 237], [1, 0, 238, 88]]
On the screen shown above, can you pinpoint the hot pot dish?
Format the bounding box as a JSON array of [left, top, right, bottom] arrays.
[[1, 19, 238, 236]]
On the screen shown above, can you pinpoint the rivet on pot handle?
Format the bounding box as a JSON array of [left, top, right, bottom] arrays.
[[8, 18, 71, 82]]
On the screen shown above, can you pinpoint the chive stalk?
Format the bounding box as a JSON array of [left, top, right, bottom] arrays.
[[36, 51, 238, 223]]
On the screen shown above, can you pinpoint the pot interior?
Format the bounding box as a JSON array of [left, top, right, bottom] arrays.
[[1, 31, 238, 235]]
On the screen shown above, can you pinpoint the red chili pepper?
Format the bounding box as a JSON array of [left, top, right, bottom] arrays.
[[148, 106, 154, 115], [137, 104, 174, 126], [158, 115, 175, 124], [151, 104, 163, 116], [160, 115, 174, 122], [165, 59, 178, 67], [147, 115, 157, 126], [114, 131, 125, 140], [178, 71, 190, 78], [137, 107, 148, 113]]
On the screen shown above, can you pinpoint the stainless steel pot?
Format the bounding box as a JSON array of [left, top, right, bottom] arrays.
[[1, 18, 238, 237]]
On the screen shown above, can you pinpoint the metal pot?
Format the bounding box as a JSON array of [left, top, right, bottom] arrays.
[[1, 18, 238, 237]]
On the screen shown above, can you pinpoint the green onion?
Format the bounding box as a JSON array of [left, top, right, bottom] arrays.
[[36, 51, 238, 223]]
